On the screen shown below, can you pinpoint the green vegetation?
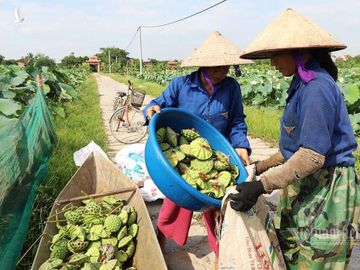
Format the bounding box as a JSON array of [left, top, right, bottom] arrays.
[[59, 52, 89, 68], [0, 64, 89, 120], [107, 73, 164, 97], [123, 61, 360, 134], [18, 75, 107, 269], [108, 75, 359, 174], [245, 106, 282, 144]]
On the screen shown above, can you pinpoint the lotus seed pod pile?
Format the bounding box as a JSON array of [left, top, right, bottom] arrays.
[[157, 127, 240, 199], [39, 196, 138, 270]]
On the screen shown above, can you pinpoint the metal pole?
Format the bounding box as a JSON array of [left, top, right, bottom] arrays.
[[139, 26, 143, 75], [108, 50, 111, 73]]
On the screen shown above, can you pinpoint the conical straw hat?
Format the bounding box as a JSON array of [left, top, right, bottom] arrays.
[[241, 8, 346, 59], [181, 31, 253, 67]]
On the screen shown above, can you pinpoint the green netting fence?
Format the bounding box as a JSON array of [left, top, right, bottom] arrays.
[[0, 88, 57, 269]]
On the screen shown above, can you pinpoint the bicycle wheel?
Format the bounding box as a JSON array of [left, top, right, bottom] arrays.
[[109, 106, 148, 144]]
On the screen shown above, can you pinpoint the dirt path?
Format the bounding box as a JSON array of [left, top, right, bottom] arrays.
[[94, 73, 359, 269]]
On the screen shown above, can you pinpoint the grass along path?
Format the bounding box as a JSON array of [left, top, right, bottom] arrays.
[[18, 75, 107, 269]]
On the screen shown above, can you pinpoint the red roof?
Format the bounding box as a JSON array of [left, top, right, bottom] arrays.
[[87, 56, 101, 63]]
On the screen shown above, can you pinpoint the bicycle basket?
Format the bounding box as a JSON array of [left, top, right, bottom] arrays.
[[131, 88, 146, 107]]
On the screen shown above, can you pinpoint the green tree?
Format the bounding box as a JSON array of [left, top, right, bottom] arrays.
[[0, 54, 4, 64], [96, 47, 129, 68], [60, 52, 88, 68], [21, 53, 56, 69]]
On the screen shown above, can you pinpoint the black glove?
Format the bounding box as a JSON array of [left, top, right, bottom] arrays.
[[228, 181, 265, 212]]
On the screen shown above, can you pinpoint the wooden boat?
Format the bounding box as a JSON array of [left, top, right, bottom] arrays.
[[31, 152, 167, 270]]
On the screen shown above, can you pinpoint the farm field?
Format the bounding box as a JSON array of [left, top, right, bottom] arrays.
[[109, 64, 360, 174]]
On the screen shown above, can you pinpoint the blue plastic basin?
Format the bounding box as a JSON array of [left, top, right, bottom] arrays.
[[145, 108, 247, 211]]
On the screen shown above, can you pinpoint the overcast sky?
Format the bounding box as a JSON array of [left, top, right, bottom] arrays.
[[1, 0, 359, 61]]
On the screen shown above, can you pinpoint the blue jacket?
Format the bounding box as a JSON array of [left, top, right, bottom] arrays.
[[143, 69, 251, 153], [280, 59, 357, 167]]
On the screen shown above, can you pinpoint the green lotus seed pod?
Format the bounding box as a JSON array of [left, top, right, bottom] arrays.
[[119, 209, 129, 225], [230, 163, 239, 180], [59, 264, 78, 270], [67, 253, 89, 265], [213, 184, 225, 199], [50, 239, 68, 260], [178, 135, 189, 146], [125, 240, 136, 258], [165, 126, 178, 147], [174, 148, 186, 161], [160, 142, 170, 151], [127, 208, 137, 226], [39, 258, 63, 270], [116, 250, 128, 262], [189, 138, 212, 160], [180, 128, 200, 141], [214, 150, 230, 163], [85, 246, 101, 263], [99, 259, 117, 270], [213, 160, 230, 171], [182, 172, 196, 187], [104, 215, 122, 233], [118, 235, 133, 248], [156, 127, 166, 143], [102, 195, 121, 206], [163, 149, 179, 167], [129, 223, 138, 238], [67, 239, 89, 253], [216, 171, 232, 187], [207, 170, 218, 179], [117, 226, 128, 240], [195, 178, 206, 190], [80, 262, 101, 270], [177, 162, 189, 174], [85, 202, 101, 214], [179, 144, 192, 156], [64, 210, 83, 225], [190, 159, 213, 174], [88, 241, 101, 249], [101, 237, 118, 247]]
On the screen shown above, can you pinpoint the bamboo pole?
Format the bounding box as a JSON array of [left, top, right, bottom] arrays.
[[55, 187, 137, 205]]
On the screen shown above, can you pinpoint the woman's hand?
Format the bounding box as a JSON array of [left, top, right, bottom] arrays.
[[229, 180, 265, 211], [146, 105, 161, 120], [235, 148, 250, 166]]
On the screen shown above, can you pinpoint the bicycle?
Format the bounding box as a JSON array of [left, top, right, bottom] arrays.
[[109, 80, 148, 144]]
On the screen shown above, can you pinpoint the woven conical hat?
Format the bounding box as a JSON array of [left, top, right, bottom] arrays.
[[241, 8, 346, 59], [181, 31, 253, 67]]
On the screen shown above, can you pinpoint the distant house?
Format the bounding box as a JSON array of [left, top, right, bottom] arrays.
[[167, 60, 178, 69], [336, 55, 352, 61], [87, 56, 101, 72], [16, 60, 26, 67], [143, 59, 151, 67]]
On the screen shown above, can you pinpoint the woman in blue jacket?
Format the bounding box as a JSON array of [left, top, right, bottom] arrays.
[[144, 31, 252, 265], [229, 8, 359, 269]]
